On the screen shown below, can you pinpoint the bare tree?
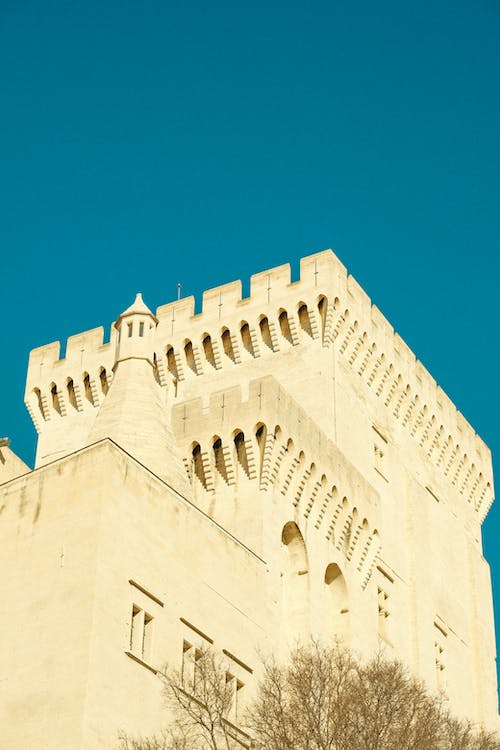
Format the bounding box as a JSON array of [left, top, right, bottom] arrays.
[[247, 642, 500, 750], [118, 649, 251, 750], [119, 642, 499, 750]]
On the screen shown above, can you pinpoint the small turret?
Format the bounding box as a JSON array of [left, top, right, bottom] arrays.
[[114, 293, 158, 367], [87, 294, 190, 492]]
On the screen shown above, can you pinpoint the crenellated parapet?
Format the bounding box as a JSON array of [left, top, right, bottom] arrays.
[[24, 249, 494, 520], [172, 376, 382, 588]]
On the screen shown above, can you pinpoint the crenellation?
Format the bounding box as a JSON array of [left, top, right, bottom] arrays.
[[64, 326, 109, 360], [201, 280, 243, 317], [156, 295, 196, 328], [299, 248, 346, 290], [249, 263, 291, 301], [21, 250, 495, 534]]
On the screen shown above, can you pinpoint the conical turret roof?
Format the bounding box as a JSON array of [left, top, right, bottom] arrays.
[[116, 293, 158, 325]]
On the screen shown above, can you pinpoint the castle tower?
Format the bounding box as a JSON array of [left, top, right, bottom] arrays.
[[2, 249, 497, 750], [87, 293, 189, 491]]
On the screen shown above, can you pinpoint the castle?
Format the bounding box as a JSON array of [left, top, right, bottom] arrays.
[[0, 249, 497, 748]]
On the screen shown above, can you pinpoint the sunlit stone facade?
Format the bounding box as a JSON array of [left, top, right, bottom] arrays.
[[1, 249, 497, 748]]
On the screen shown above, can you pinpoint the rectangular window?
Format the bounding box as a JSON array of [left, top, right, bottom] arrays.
[[139, 322, 145, 337], [129, 604, 154, 662], [127, 322, 133, 338], [226, 672, 245, 723]]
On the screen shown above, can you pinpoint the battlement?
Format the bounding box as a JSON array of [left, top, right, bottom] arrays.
[[24, 249, 494, 518]]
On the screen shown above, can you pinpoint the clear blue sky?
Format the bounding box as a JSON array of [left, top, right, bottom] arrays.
[[1, 0, 499, 693]]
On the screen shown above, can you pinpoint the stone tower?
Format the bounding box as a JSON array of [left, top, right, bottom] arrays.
[[0, 249, 497, 749]]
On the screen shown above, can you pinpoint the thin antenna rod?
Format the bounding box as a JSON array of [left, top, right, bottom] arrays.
[[177, 283, 181, 300]]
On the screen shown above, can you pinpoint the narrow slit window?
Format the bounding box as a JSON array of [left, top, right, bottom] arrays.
[[203, 335, 216, 368], [222, 329, 235, 363], [318, 297, 328, 342], [33, 388, 45, 419], [130, 605, 142, 653], [259, 317, 273, 350], [142, 613, 153, 661], [67, 379, 78, 410], [192, 444, 207, 488], [234, 431, 250, 477], [213, 437, 228, 482], [139, 322, 145, 337], [83, 374, 94, 405], [255, 424, 267, 478], [184, 341, 198, 374], [99, 368, 109, 395], [279, 310, 293, 344], [127, 322, 133, 338], [51, 384, 61, 415], [298, 303, 312, 337], [166, 347, 178, 379], [240, 322, 255, 356]]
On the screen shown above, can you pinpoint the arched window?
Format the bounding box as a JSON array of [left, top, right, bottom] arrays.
[[50, 383, 61, 415], [33, 388, 45, 420], [184, 340, 198, 374], [192, 443, 206, 489], [278, 309, 293, 344], [203, 335, 216, 368], [234, 431, 250, 477], [83, 373, 94, 405], [255, 423, 267, 478], [166, 347, 178, 379], [66, 379, 78, 410], [99, 368, 109, 395], [240, 322, 255, 356], [298, 303, 312, 337], [212, 437, 228, 482], [281, 522, 310, 641], [259, 317, 273, 351], [317, 296, 328, 342], [221, 328, 235, 363], [324, 563, 349, 644]]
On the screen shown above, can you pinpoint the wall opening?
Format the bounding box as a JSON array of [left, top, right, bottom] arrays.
[[298, 303, 313, 337], [259, 317, 273, 350], [83, 373, 94, 405], [278, 309, 293, 344], [166, 346, 178, 379], [203, 335, 216, 368], [324, 563, 349, 644], [234, 431, 250, 478], [184, 340, 198, 374], [66, 379, 78, 410], [50, 383, 61, 415], [212, 437, 228, 482], [240, 322, 255, 357], [99, 368, 109, 395], [221, 328, 235, 363], [281, 521, 310, 641]]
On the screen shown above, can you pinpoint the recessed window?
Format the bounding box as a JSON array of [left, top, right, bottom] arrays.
[[129, 604, 154, 663], [203, 335, 216, 368], [83, 373, 94, 405], [50, 384, 61, 415], [221, 328, 235, 362], [139, 322, 144, 337], [278, 310, 293, 344], [67, 379, 78, 410], [127, 322, 133, 338]]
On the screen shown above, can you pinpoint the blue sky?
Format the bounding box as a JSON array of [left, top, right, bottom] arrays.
[[1, 0, 499, 693]]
